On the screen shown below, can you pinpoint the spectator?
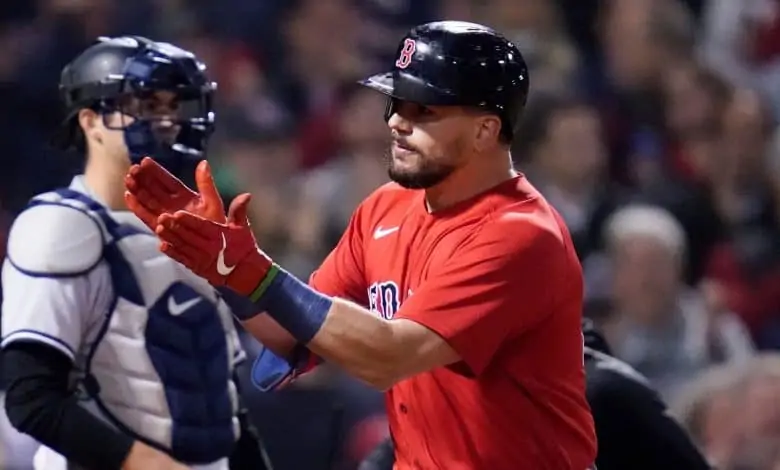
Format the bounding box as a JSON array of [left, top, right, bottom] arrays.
[[520, 95, 623, 263], [286, 85, 390, 274], [700, 0, 780, 119], [480, 0, 580, 98], [598, 0, 696, 186], [701, 88, 780, 347], [672, 362, 748, 468], [602, 204, 754, 398], [674, 355, 780, 470]]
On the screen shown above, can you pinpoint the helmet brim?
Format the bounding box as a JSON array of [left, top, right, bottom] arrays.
[[358, 71, 463, 106], [358, 71, 395, 96]]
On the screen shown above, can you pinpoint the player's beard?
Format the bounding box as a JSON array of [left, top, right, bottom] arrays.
[[385, 146, 457, 189]]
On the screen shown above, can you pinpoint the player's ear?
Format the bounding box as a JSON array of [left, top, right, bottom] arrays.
[[473, 115, 502, 152], [78, 108, 103, 145]]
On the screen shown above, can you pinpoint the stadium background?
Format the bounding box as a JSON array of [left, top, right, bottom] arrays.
[[1, 0, 780, 468]]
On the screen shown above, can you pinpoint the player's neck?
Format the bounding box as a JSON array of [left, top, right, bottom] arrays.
[[83, 156, 131, 211], [424, 150, 516, 213]]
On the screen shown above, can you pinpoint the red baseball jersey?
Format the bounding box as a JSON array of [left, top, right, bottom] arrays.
[[310, 175, 596, 469]]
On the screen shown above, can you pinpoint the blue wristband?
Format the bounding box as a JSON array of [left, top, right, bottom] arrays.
[[250, 346, 295, 392], [217, 286, 258, 320], [249, 266, 332, 344], [250, 344, 313, 392]]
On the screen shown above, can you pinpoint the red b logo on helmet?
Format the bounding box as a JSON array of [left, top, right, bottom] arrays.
[[395, 38, 416, 69]]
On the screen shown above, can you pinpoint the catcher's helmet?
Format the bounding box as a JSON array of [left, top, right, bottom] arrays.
[[359, 21, 529, 141], [55, 36, 216, 172]]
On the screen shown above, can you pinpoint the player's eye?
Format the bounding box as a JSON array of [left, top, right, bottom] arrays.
[[393, 100, 438, 122], [407, 103, 437, 121], [141, 99, 180, 119], [416, 104, 434, 116]]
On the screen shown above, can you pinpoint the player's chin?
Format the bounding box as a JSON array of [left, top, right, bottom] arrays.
[[386, 150, 414, 171], [390, 146, 421, 164], [389, 152, 421, 172], [389, 159, 455, 189], [388, 167, 437, 189]]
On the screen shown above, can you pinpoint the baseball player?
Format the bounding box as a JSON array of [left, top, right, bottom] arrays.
[[125, 22, 597, 469], [1, 36, 269, 470]]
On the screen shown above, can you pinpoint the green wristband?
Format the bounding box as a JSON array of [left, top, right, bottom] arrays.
[[249, 264, 281, 303]]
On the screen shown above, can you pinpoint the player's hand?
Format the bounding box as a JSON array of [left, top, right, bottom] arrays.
[[155, 193, 274, 297], [124, 157, 226, 231], [122, 441, 191, 470]]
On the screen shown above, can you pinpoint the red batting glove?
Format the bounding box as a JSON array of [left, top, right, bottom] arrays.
[[155, 193, 273, 297], [124, 157, 226, 231]]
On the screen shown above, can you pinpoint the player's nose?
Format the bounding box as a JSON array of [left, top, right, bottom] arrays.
[[387, 112, 412, 135]]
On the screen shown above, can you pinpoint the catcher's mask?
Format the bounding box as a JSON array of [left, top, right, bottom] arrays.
[[55, 35, 216, 174]]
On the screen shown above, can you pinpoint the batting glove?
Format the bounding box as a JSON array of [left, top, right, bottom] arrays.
[[155, 194, 274, 297], [124, 157, 227, 231]]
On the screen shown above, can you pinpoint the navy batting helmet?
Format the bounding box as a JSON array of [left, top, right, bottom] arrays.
[[359, 21, 529, 141]]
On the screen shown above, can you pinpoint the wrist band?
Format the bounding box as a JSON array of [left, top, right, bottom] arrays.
[[216, 286, 257, 320], [249, 265, 332, 344], [250, 344, 323, 392]]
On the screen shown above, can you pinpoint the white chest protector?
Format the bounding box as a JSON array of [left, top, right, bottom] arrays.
[[27, 188, 242, 465]]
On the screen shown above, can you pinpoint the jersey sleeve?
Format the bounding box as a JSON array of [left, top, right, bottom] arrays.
[[395, 212, 576, 375], [308, 203, 367, 304], [1, 204, 112, 361]]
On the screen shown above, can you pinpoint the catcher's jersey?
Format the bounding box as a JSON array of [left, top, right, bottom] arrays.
[[1, 176, 244, 470]]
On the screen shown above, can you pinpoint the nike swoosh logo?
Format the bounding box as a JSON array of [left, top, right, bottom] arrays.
[[216, 232, 236, 275], [168, 296, 202, 316], [373, 226, 399, 239]]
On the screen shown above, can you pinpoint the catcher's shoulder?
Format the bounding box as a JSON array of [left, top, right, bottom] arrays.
[[6, 195, 105, 275]]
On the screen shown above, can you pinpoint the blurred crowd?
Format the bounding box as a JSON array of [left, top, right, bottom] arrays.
[[2, 0, 780, 469]]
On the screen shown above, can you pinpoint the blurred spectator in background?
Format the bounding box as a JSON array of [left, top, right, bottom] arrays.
[[518, 95, 622, 264], [281, 0, 371, 169], [630, 60, 727, 284], [673, 362, 748, 468], [286, 85, 390, 276], [701, 88, 780, 349], [598, 0, 696, 186], [601, 204, 754, 398], [700, 0, 780, 120], [481, 0, 580, 98], [216, 117, 301, 262], [674, 355, 780, 470]]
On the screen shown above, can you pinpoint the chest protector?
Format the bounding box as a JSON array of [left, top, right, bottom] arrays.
[[28, 189, 241, 464]]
